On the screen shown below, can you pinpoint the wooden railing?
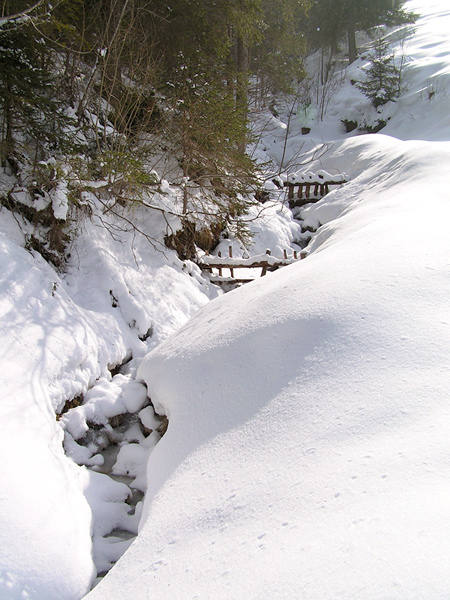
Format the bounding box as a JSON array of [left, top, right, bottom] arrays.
[[283, 172, 348, 208], [197, 246, 304, 285]]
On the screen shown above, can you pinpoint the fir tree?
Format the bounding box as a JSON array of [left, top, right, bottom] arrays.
[[356, 40, 401, 108], [305, 0, 416, 64], [0, 15, 76, 165]]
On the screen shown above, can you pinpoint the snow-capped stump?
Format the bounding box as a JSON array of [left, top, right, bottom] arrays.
[[284, 170, 348, 207]]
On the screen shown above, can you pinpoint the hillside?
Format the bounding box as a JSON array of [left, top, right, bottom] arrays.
[[86, 0, 450, 598], [1, 0, 450, 598]]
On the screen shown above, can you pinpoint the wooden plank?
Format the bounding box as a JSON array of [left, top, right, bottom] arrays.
[[283, 179, 347, 188], [289, 197, 320, 208], [210, 278, 254, 285]]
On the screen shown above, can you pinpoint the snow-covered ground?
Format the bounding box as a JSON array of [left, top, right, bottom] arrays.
[[85, 1, 450, 599], [0, 153, 301, 596], [2, 0, 450, 598]]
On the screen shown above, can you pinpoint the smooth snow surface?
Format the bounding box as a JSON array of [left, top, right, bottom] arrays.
[[87, 140, 450, 600], [86, 2, 450, 599]]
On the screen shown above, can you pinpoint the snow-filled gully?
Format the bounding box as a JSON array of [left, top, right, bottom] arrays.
[[58, 360, 167, 585], [56, 201, 318, 590]]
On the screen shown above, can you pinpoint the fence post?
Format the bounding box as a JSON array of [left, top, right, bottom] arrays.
[[229, 246, 234, 278]]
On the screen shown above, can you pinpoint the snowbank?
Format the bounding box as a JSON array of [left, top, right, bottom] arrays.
[[0, 202, 214, 598], [86, 135, 450, 599]]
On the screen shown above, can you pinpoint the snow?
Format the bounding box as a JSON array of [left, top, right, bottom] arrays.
[[85, 1, 450, 599], [62, 376, 148, 440], [2, 0, 450, 598], [51, 181, 69, 220], [86, 137, 450, 599], [138, 406, 160, 431], [287, 169, 347, 184], [0, 196, 217, 596]]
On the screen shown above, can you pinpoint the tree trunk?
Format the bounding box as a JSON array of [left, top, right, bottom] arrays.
[[3, 78, 14, 165], [236, 34, 248, 155], [347, 4, 358, 64]]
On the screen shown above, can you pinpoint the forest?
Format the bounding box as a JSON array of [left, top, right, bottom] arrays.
[[0, 0, 414, 262]]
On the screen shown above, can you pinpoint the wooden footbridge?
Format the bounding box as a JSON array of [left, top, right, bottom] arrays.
[[197, 246, 305, 286], [197, 171, 347, 287], [282, 170, 348, 208]]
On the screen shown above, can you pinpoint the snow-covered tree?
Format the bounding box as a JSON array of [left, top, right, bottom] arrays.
[[356, 40, 401, 108]]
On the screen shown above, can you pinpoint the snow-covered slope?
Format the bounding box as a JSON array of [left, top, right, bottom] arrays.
[[86, 1, 450, 598], [0, 204, 215, 598], [0, 161, 302, 595], [86, 140, 450, 600]]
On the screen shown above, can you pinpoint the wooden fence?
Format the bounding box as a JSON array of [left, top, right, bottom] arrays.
[[197, 246, 304, 286], [284, 173, 348, 208]]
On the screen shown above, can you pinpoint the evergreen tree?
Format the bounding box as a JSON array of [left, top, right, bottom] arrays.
[[356, 39, 401, 108], [252, 0, 310, 97], [0, 19, 73, 165], [306, 0, 416, 64]]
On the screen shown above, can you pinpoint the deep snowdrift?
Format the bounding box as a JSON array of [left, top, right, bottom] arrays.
[[86, 0, 450, 594], [86, 132, 450, 599], [0, 169, 301, 596], [0, 190, 225, 598]]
